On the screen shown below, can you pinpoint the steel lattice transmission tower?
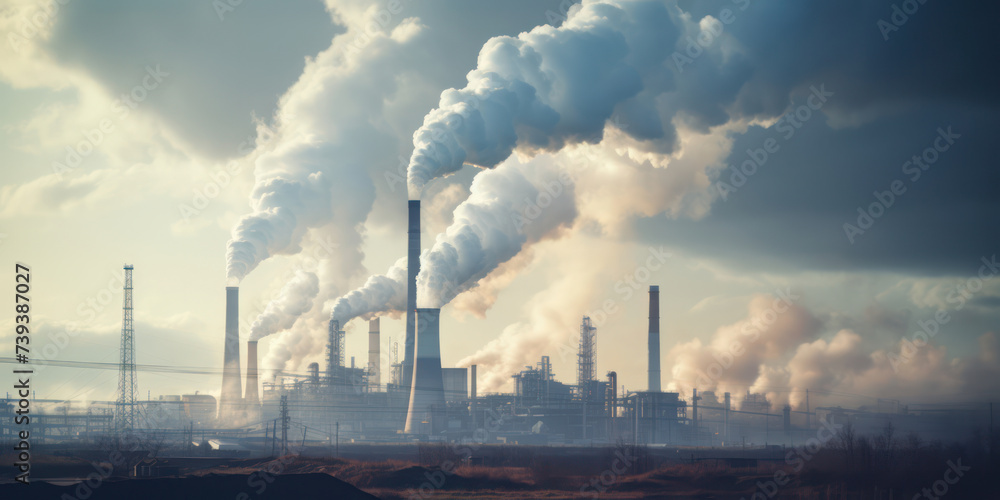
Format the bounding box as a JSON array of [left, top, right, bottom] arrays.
[[115, 264, 138, 432], [577, 316, 596, 392]]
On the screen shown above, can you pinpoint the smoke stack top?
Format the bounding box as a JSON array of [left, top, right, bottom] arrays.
[[648, 285, 661, 392]]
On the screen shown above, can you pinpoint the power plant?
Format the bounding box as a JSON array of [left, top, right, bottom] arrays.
[[8, 201, 982, 458], [178, 199, 979, 448], [205, 200, 702, 443]]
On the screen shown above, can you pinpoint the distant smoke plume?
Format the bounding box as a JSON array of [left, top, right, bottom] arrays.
[[248, 270, 320, 341], [406, 0, 679, 197], [666, 296, 1000, 410], [328, 257, 408, 325]]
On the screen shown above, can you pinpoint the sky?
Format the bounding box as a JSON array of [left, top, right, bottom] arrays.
[[1, 0, 998, 412]]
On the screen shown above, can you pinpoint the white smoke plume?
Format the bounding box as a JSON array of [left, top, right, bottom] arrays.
[[417, 156, 577, 307], [248, 270, 320, 341], [450, 248, 535, 319], [225, 12, 429, 283], [225, 137, 375, 283], [406, 0, 679, 197], [328, 257, 408, 325], [322, 155, 576, 331]]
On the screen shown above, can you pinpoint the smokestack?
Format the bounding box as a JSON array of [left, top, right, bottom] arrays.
[[404, 200, 420, 389], [245, 341, 259, 407], [220, 286, 243, 418], [470, 364, 477, 429], [648, 285, 661, 392], [724, 392, 731, 441], [368, 318, 381, 390], [404, 308, 445, 434], [327, 319, 345, 385]]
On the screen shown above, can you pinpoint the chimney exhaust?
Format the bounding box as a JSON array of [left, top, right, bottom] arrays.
[[648, 285, 661, 392], [220, 286, 243, 418], [404, 308, 445, 434]]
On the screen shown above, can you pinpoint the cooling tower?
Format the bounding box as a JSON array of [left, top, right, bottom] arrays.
[[648, 285, 661, 392], [244, 340, 259, 407], [368, 317, 381, 390], [220, 286, 243, 418], [404, 308, 445, 434], [403, 200, 420, 389]]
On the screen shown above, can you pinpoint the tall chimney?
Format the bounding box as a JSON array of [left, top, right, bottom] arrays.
[[245, 341, 259, 406], [328, 319, 343, 386], [404, 308, 445, 434], [648, 285, 661, 392], [403, 200, 420, 390], [368, 318, 381, 390], [220, 286, 243, 418], [724, 392, 731, 441], [470, 364, 478, 429]]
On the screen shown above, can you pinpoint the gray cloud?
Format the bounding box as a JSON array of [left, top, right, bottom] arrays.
[[46, 0, 340, 159]]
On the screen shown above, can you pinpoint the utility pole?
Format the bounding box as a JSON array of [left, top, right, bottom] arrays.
[[724, 392, 731, 445], [335, 421, 340, 458], [691, 388, 701, 445], [805, 389, 810, 430], [271, 419, 277, 456], [279, 396, 289, 455]]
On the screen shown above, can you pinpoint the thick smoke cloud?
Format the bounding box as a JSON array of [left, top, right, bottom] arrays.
[[248, 270, 320, 341], [329, 257, 408, 325], [417, 157, 576, 307], [458, 236, 627, 391], [225, 137, 376, 283], [667, 295, 1000, 410], [406, 0, 679, 197], [323, 155, 576, 331], [224, 13, 429, 283]]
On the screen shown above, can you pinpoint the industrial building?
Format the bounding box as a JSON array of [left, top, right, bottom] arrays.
[[1, 200, 989, 454]]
